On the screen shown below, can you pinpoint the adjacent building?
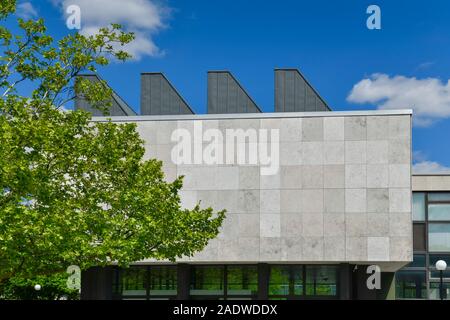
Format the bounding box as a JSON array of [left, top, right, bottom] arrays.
[[396, 174, 450, 299]]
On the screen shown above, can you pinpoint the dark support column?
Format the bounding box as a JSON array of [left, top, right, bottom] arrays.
[[354, 265, 376, 300], [257, 263, 269, 300], [177, 264, 190, 300], [339, 263, 352, 300], [80, 266, 113, 300]]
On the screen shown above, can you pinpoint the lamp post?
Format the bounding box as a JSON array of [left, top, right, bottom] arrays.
[[436, 260, 447, 300]]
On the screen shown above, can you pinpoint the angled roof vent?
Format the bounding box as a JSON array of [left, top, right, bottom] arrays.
[[75, 74, 137, 116], [207, 71, 262, 114], [140, 73, 194, 115], [275, 68, 330, 112]]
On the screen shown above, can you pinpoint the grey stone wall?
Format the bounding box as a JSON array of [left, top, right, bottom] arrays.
[[101, 111, 412, 269]]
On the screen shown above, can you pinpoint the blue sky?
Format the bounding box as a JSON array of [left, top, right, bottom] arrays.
[[10, 0, 450, 172]]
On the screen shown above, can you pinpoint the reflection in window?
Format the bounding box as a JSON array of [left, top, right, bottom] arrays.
[[306, 266, 337, 296], [269, 265, 337, 298], [429, 283, 450, 300], [268, 266, 304, 297], [227, 266, 258, 296], [429, 255, 450, 268], [150, 266, 177, 296], [190, 266, 224, 296], [428, 204, 450, 221], [395, 271, 426, 299], [428, 224, 450, 252], [119, 267, 147, 297], [412, 193, 426, 221], [269, 266, 290, 296], [406, 254, 426, 268]]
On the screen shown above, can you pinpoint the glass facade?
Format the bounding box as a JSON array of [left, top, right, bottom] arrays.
[[113, 266, 177, 300], [396, 192, 450, 299], [112, 264, 339, 300], [268, 265, 338, 299]]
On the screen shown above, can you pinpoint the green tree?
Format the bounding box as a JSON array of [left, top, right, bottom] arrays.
[[0, 1, 225, 291], [0, 273, 79, 300]]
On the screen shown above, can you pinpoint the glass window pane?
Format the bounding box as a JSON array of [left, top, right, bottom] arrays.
[[149, 266, 177, 296], [430, 271, 450, 278], [428, 193, 450, 202], [292, 266, 303, 296], [395, 271, 426, 299], [269, 266, 290, 296], [429, 254, 450, 267], [412, 193, 425, 221], [227, 266, 258, 296], [406, 254, 426, 268], [429, 283, 450, 300], [429, 204, 450, 221], [120, 267, 147, 296], [429, 224, 450, 252], [190, 266, 224, 296], [306, 266, 337, 296]]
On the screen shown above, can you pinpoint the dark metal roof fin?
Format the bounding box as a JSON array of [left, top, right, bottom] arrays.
[[140, 73, 194, 115], [207, 71, 262, 114], [275, 68, 331, 112], [75, 74, 137, 116]]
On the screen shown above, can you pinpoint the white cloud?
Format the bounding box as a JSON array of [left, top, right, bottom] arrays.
[[412, 150, 450, 174], [413, 161, 450, 174], [347, 73, 450, 126], [52, 0, 170, 60], [17, 2, 38, 19]]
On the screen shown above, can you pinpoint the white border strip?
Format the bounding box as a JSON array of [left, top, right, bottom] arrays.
[[91, 109, 413, 122]]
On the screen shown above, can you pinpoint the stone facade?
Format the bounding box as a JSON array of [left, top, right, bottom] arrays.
[[95, 110, 413, 270]]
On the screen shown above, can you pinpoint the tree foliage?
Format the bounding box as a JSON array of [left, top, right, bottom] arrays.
[[0, 2, 225, 287]]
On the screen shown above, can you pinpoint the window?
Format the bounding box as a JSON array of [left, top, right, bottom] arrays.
[[189, 265, 258, 299], [413, 193, 426, 221], [406, 254, 426, 268], [117, 267, 147, 297], [428, 224, 450, 252], [428, 204, 450, 221], [269, 266, 292, 297], [149, 266, 177, 298], [428, 193, 450, 202], [429, 283, 450, 300], [395, 271, 426, 299], [190, 266, 225, 297], [227, 266, 258, 297], [113, 266, 178, 300], [305, 266, 337, 296], [269, 265, 337, 299], [429, 254, 450, 267]]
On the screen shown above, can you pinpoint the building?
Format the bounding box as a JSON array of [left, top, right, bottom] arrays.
[[79, 69, 417, 300], [396, 174, 450, 299]]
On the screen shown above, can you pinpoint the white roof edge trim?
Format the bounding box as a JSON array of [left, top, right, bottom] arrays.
[[90, 109, 413, 122]]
